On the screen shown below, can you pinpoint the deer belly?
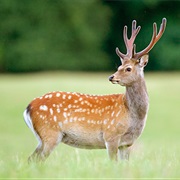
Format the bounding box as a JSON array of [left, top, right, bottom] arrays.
[[62, 129, 106, 149]]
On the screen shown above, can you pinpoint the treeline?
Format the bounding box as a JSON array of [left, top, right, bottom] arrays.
[[0, 0, 179, 73]]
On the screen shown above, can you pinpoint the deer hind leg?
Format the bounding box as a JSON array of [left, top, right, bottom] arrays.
[[28, 130, 63, 163]]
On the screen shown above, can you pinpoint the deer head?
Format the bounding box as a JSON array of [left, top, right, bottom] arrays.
[[109, 18, 167, 86]]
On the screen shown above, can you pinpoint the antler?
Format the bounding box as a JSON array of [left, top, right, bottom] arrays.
[[116, 20, 141, 59], [134, 18, 167, 59], [116, 18, 167, 60]]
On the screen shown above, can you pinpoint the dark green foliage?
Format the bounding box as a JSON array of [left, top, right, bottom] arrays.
[[0, 0, 111, 72], [0, 0, 179, 72], [104, 0, 180, 71]]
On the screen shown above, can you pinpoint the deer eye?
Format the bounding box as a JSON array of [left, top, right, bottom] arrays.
[[126, 67, 132, 72]]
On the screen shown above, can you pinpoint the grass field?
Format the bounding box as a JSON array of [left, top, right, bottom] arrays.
[[0, 72, 180, 179]]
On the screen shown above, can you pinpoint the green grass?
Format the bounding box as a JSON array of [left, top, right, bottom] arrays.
[[0, 71, 180, 179]]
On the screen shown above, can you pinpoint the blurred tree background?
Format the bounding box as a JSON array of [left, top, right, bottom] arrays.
[[0, 0, 179, 73]]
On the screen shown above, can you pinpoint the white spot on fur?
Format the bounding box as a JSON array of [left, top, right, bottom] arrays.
[[103, 119, 108, 124], [74, 100, 78, 103], [111, 111, 115, 117], [45, 95, 49, 98], [91, 120, 96, 124], [62, 94, 66, 99], [50, 108, 53, 115], [56, 93, 60, 97], [63, 112, 67, 118], [91, 109, 95, 113], [111, 119, 115, 125], [68, 104, 72, 108], [39, 105, 48, 111], [49, 94, 52, 98], [54, 116, 57, 122], [111, 99, 115, 103], [59, 122, 63, 128], [116, 111, 121, 117], [64, 119, 68, 124]]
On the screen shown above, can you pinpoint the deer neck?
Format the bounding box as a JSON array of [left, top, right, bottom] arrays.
[[125, 77, 149, 121]]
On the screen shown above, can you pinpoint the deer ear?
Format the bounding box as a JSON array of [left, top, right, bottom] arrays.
[[139, 54, 149, 67]]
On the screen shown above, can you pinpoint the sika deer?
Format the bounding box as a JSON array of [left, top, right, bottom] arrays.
[[23, 18, 166, 162]]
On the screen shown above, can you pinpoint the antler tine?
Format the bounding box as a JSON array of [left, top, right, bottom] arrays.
[[134, 18, 167, 59], [130, 21, 141, 57], [116, 25, 128, 59], [123, 25, 128, 51], [126, 20, 141, 58], [131, 20, 141, 40], [156, 18, 167, 42], [116, 47, 125, 59]]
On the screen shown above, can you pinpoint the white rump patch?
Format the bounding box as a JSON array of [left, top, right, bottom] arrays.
[[23, 109, 42, 147]]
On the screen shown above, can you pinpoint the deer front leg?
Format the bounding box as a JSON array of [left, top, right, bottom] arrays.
[[105, 136, 120, 161], [118, 146, 131, 160], [105, 141, 118, 161]]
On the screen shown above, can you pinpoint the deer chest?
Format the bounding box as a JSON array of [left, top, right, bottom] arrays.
[[120, 118, 146, 146]]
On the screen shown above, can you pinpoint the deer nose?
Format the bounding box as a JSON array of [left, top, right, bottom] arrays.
[[109, 75, 114, 81]]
